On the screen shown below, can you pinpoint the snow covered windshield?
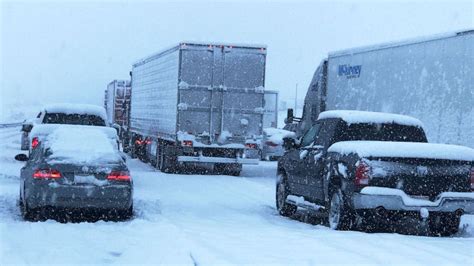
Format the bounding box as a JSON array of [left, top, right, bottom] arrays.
[[43, 113, 106, 126], [336, 123, 427, 143], [43, 126, 121, 165]]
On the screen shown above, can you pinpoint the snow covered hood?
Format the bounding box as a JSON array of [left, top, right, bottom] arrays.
[[43, 103, 107, 121], [318, 110, 424, 128], [328, 141, 474, 161]]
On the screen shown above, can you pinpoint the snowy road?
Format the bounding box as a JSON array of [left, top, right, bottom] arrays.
[[1, 126, 473, 265]]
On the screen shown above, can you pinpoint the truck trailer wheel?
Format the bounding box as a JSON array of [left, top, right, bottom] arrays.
[[429, 212, 461, 236], [215, 163, 241, 176], [158, 143, 176, 174]]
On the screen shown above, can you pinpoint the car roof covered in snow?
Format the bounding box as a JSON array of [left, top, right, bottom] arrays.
[[317, 110, 424, 128], [43, 103, 107, 121], [44, 125, 121, 165], [31, 124, 118, 141]]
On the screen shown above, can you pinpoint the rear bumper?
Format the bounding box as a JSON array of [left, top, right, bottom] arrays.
[[353, 187, 474, 214], [26, 183, 133, 210], [177, 155, 259, 165]]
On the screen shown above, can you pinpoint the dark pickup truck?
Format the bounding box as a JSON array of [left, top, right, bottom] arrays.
[[277, 110, 474, 236]]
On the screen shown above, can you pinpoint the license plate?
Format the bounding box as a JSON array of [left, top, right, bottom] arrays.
[[410, 195, 430, 200]]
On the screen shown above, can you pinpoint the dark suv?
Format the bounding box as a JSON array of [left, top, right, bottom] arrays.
[[277, 110, 474, 236]]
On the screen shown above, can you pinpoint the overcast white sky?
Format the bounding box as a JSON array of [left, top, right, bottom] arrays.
[[1, 0, 473, 114]]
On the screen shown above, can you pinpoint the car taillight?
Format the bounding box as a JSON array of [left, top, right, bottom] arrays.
[[355, 161, 370, 187], [470, 167, 474, 191], [33, 169, 61, 179], [265, 141, 278, 147], [107, 171, 131, 181], [182, 140, 193, 147], [245, 143, 257, 149], [31, 137, 39, 149]]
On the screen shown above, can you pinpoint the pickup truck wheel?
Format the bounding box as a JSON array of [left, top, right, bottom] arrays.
[[328, 188, 355, 230], [276, 177, 296, 217], [429, 213, 460, 236]]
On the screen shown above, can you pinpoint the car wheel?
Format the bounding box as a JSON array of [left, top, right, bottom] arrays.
[[21, 198, 38, 221], [276, 176, 297, 217], [429, 212, 460, 236], [328, 188, 355, 230]]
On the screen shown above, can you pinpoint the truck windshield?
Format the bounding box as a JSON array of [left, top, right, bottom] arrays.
[[337, 123, 428, 143], [43, 113, 106, 126]]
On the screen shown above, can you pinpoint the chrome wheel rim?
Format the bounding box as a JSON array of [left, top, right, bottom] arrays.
[[329, 191, 342, 229], [277, 183, 286, 210]]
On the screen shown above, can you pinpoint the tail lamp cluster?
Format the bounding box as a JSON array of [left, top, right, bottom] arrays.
[[355, 161, 371, 187], [245, 143, 258, 149], [33, 170, 131, 182]]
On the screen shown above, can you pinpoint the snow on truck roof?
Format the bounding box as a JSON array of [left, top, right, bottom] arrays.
[[329, 29, 473, 57], [318, 110, 424, 128], [43, 103, 107, 121], [133, 41, 266, 66]]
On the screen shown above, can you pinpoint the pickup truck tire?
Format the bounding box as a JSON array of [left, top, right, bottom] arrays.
[[276, 176, 297, 217], [328, 188, 356, 231], [429, 213, 460, 237]]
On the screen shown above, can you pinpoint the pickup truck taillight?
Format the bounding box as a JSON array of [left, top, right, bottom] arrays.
[[182, 140, 193, 147], [31, 137, 39, 149], [107, 171, 131, 181], [265, 141, 279, 147], [245, 143, 257, 149], [355, 161, 370, 187], [33, 169, 62, 179], [470, 167, 474, 191]]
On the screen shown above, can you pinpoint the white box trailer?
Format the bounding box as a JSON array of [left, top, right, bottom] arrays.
[[263, 90, 278, 128], [105, 80, 131, 128], [128, 42, 267, 175], [292, 30, 474, 148]]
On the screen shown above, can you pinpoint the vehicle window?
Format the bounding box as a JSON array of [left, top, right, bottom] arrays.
[[43, 113, 106, 126], [300, 124, 320, 147], [335, 123, 428, 143], [315, 120, 338, 147]]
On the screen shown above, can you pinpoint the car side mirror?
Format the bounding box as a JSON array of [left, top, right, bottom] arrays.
[[22, 123, 33, 132], [282, 137, 297, 150], [15, 154, 29, 161]]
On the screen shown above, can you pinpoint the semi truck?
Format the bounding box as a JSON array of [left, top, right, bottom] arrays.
[[127, 42, 267, 175], [104, 80, 131, 127], [288, 29, 474, 148]]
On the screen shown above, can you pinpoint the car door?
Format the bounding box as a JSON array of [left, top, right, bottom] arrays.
[[305, 119, 339, 201], [285, 124, 321, 196]]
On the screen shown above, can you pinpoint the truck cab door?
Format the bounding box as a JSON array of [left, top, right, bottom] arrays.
[[286, 124, 320, 196], [305, 119, 338, 201]]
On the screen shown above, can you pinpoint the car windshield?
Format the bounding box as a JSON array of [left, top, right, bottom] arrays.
[[336, 123, 428, 143], [43, 113, 106, 126]]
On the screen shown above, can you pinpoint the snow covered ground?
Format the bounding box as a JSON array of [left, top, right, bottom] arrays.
[[0, 125, 473, 265]]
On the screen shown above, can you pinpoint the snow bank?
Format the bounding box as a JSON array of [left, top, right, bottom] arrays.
[[328, 141, 474, 161], [263, 128, 295, 145], [45, 126, 121, 165], [318, 110, 424, 128], [43, 103, 107, 121]]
